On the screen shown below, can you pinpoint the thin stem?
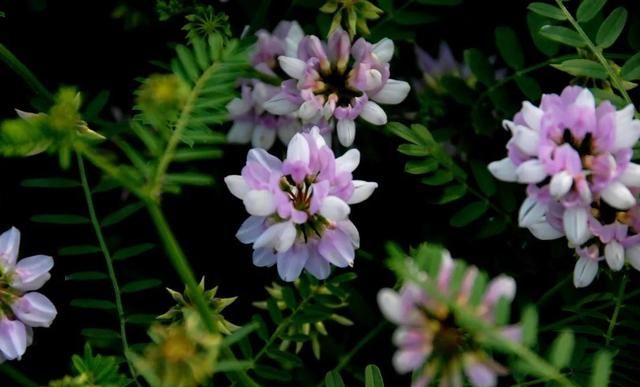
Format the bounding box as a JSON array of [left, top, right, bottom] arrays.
[[538, 274, 571, 307], [554, 0, 634, 108], [370, 0, 416, 33], [0, 364, 39, 387], [604, 273, 627, 347], [77, 152, 140, 385], [0, 43, 53, 102]]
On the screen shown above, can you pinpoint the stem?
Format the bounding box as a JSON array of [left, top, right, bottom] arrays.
[[554, 0, 634, 108], [604, 273, 627, 347], [370, 0, 416, 33], [0, 365, 39, 387], [77, 153, 140, 385], [0, 43, 53, 102]]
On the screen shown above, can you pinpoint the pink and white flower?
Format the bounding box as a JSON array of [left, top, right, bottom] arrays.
[[225, 127, 377, 281], [0, 227, 56, 363]]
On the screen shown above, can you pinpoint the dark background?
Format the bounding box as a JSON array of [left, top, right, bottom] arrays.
[[1, 0, 640, 386]]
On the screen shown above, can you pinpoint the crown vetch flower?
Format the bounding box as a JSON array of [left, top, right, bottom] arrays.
[[489, 86, 640, 287], [0, 227, 56, 363], [378, 252, 520, 387], [264, 27, 410, 146], [225, 127, 377, 281], [251, 20, 304, 77]]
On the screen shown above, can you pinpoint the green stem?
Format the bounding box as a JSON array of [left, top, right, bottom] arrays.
[[0, 364, 39, 387], [76, 152, 140, 385], [554, 0, 634, 108], [604, 273, 627, 347], [370, 0, 416, 33], [0, 43, 53, 102]]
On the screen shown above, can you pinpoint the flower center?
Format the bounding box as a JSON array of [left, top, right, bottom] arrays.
[[433, 320, 465, 359], [279, 174, 330, 242], [315, 69, 363, 107]]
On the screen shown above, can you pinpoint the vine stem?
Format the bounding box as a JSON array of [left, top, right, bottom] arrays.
[[604, 273, 627, 347], [0, 364, 39, 387], [76, 152, 140, 385], [553, 0, 634, 108]]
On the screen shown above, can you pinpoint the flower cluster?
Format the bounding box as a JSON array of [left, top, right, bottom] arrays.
[[227, 21, 409, 149], [225, 127, 377, 281], [378, 251, 520, 387], [415, 42, 472, 92], [0, 227, 57, 362], [489, 86, 640, 287]]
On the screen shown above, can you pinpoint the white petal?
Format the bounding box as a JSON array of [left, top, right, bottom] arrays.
[[308, 126, 327, 148], [0, 319, 27, 360], [573, 257, 599, 288], [0, 227, 20, 268], [377, 288, 403, 323], [11, 292, 57, 328], [372, 38, 394, 63], [575, 88, 595, 108], [251, 125, 277, 149], [515, 159, 547, 184], [277, 246, 309, 282], [518, 197, 547, 228], [371, 80, 410, 105], [618, 163, 640, 187], [627, 245, 640, 271], [286, 133, 310, 165], [337, 119, 356, 147], [243, 190, 276, 216], [252, 248, 277, 267], [488, 158, 517, 182], [320, 196, 351, 221], [549, 171, 573, 199], [336, 149, 360, 174], [605, 241, 624, 271], [512, 126, 540, 155], [226, 98, 252, 116], [337, 220, 360, 248], [521, 101, 543, 132], [563, 207, 592, 246], [224, 175, 250, 199], [274, 221, 297, 253], [359, 101, 387, 125], [12, 255, 53, 292], [253, 221, 297, 253], [278, 56, 306, 79], [235, 216, 265, 244], [601, 181, 636, 210], [247, 148, 282, 172], [348, 181, 378, 204], [528, 221, 564, 240], [227, 121, 253, 144], [264, 93, 299, 115], [363, 69, 383, 91], [298, 100, 319, 121]]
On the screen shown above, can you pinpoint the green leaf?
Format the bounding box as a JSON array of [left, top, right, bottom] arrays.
[[416, 0, 461, 5], [577, 0, 607, 22], [81, 328, 120, 340], [112, 243, 154, 261], [421, 170, 453, 186], [216, 360, 254, 373], [281, 286, 297, 309], [126, 314, 157, 325], [527, 13, 560, 56], [101, 202, 144, 227], [522, 306, 539, 347], [621, 52, 640, 81], [449, 201, 489, 227], [21, 178, 80, 188], [495, 26, 524, 70], [324, 370, 346, 387], [589, 351, 612, 387], [266, 348, 303, 366], [551, 59, 607, 79], [84, 90, 110, 119], [398, 144, 429, 157], [121, 279, 162, 294], [173, 148, 223, 162], [493, 297, 511, 325], [222, 321, 259, 347], [254, 365, 291, 382], [392, 11, 436, 26], [549, 330, 574, 369], [92, 178, 121, 193], [176, 44, 199, 83], [58, 245, 101, 256], [364, 365, 384, 387], [329, 272, 358, 284], [405, 159, 439, 175], [464, 48, 494, 85], [71, 299, 117, 310], [165, 172, 215, 186], [515, 75, 542, 100], [468, 271, 488, 306], [596, 7, 627, 48], [266, 298, 283, 323], [31, 214, 90, 225], [470, 160, 496, 197], [436, 184, 466, 204], [378, 0, 393, 12], [528, 3, 566, 20], [539, 25, 586, 48], [474, 217, 508, 239], [66, 271, 108, 281]]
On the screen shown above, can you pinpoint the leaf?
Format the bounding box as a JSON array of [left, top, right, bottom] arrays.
[[495, 26, 524, 70], [549, 330, 574, 369], [21, 178, 80, 188], [254, 365, 291, 382], [405, 159, 439, 175], [378, 0, 393, 12], [66, 271, 108, 281], [474, 217, 508, 239], [621, 52, 640, 81], [515, 75, 542, 100], [324, 371, 346, 387], [216, 361, 254, 373], [71, 299, 117, 310], [470, 160, 496, 197], [266, 298, 283, 323], [126, 314, 157, 325], [364, 365, 384, 387], [416, 0, 461, 4], [596, 7, 627, 48], [589, 351, 612, 387], [551, 59, 607, 79], [527, 13, 560, 56], [165, 172, 215, 186], [329, 272, 358, 284], [436, 184, 466, 204], [101, 202, 145, 227], [222, 321, 259, 347], [464, 48, 494, 85], [282, 286, 297, 309], [421, 170, 453, 185], [449, 201, 489, 227], [173, 148, 223, 162], [266, 348, 303, 366], [58, 245, 101, 256], [121, 279, 162, 294], [391, 11, 437, 26], [539, 25, 586, 48], [112, 243, 154, 261], [398, 144, 429, 157], [31, 214, 90, 225], [84, 90, 110, 119], [522, 306, 539, 347], [577, 0, 607, 22], [81, 328, 120, 340], [528, 3, 565, 20]]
